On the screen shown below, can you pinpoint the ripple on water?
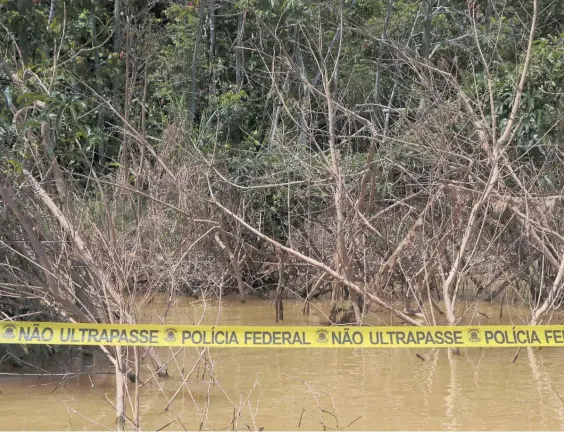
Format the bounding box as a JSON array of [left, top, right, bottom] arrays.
[[2, 298, 564, 430]]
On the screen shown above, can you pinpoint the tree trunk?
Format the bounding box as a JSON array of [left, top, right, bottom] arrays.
[[215, 230, 246, 302], [40, 122, 67, 199], [115, 346, 127, 431], [418, 0, 433, 116], [113, 0, 122, 53], [48, 0, 58, 25], [296, 34, 311, 148], [16, 0, 29, 64], [374, 0, 393, 104], [269, 72, 290, 149], [275, 258, 285, 322], [90, 6, 106, 165], [531, 253, 564, 325], [324, 67, 362, 324], [235, 11, 245, 89], [190, 0, 206, 122], [122, 25, 131, 185], [208, 0, 216, 95]]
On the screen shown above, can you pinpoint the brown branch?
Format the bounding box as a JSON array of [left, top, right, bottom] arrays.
[[497, 0, 538, 146], [214, 230, 246, 302], [207, 177, 423, 326]]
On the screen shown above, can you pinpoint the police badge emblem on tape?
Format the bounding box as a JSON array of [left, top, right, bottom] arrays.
[[316, 329, 329, 343], [2, 324, 16, 339], [467, 328, 482, 343], [164, 328, 178, 342]]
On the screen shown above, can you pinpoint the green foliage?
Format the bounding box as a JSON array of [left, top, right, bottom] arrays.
[[1, 0, 562, 244], [224, 148, 329, 241], [469, 34, 564, 159]]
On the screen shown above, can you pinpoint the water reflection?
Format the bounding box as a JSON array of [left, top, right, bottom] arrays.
[[1, 298, 564, 430]]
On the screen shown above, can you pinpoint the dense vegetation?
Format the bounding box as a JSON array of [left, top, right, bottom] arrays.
[[2, 0, 564, 428], [2, 0, 564, 321]]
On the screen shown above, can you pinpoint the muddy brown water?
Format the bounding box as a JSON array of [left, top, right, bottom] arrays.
[[2, 296, 564, 431]]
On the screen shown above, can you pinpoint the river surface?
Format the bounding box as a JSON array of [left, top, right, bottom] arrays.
[[2, 296, 564, 431]]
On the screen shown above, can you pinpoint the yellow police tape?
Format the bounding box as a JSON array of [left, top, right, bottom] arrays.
[[2, 322, 564, 348]]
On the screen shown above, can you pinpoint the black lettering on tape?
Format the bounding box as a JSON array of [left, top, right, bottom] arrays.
[[332, 332, 342, 345], [263, 332, 273, 345], [182, 331, 192, 344], [3, 324, 560, 349], [19, 326, 55, 342], [194, 331, 203, 344], [443, 331, 454, 345], [545, 329, 564, 344], [482, 329, 539, 345], [61, 328, 82, 343], [41, 327, 54, 342], [253, 332, 261, 345], [369, 332, 390, 345], [396, 332, 406, 344], [415, 331, 426, 344], [352, 331, 363, 345], [485, 330, 494, 344]]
